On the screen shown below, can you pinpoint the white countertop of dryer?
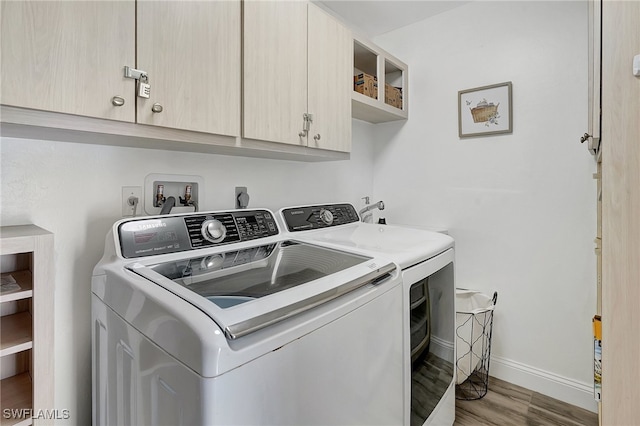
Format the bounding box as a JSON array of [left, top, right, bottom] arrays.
[[288, 222, 454, 270]]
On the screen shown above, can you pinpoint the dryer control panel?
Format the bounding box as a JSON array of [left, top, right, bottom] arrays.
[[281, 204, 359, 232], [118, 209, 278, 258]]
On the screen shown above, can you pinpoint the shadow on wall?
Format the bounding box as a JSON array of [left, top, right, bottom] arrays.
[[66, 213, 120, 424]]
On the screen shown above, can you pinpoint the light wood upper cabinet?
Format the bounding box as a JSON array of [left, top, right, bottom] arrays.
[[137, 1, 240, 136], [243, 1, 352, 152], [243, 0, 308, 146], [1, 1, 240, 137], [0, 1, 135, 122], [308, 4, 352, 152], [0, 1, 350, 160]]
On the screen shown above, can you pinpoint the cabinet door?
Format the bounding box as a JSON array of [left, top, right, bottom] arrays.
[[136, 1, 240, 136], [0, 1, 135, 122], [243, 0, 308, 146], [307, 4, 352, 152]]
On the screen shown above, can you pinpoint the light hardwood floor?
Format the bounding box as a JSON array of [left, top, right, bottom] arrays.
[[455, 377, 598, 426]]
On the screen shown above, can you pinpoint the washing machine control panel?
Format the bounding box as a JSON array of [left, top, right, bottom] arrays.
[[118, 210, 279, 258], [281, 204, 359, 232]]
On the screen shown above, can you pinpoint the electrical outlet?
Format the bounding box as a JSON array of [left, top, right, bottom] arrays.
[[235, 186, 248, 209], [122, 186, 143, 216]]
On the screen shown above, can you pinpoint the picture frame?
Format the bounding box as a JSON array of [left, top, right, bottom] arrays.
[[458, 81, 512, 138]]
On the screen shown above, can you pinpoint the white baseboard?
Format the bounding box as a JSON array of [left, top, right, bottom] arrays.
[[430, 335, 454, 361], [489, 355, 598, 413]]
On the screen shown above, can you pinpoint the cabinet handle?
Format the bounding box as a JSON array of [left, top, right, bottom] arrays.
[[299, 113, 313, 138], [313, 134, 321, 142], [111, 96, 125, 107], [151, 103, 163, 113], [580, 133, 592, 143]]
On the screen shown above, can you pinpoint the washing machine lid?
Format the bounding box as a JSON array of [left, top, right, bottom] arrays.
[[297, 224, 454, 268], [126, 239, 395, 339], [278, 203, 455, 269]]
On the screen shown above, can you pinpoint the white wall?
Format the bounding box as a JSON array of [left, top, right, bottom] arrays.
[[371, 1, 597, 411], [0, 120, 375, 425]]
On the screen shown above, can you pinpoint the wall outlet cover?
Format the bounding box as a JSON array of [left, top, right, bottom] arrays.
[[122, 186, 143, 217], [235, 186, 248, 209]]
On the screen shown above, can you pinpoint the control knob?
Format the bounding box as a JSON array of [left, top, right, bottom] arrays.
[[201, 219, 227, 243], [319, 208, 334, 225]]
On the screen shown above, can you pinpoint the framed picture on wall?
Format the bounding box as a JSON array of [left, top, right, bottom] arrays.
[[458, 82, 512, 138]]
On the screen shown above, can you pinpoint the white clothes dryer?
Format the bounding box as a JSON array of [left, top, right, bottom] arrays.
[[278, 203, 457, 426], [92, 208, 405, 425]]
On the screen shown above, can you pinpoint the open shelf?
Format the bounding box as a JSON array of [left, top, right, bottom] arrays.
[[1, 225, 54, 426], [352, 92, 408, 123], [0, 271, 33, 303], [0, 312, 33, 357], [0, 372, 33, 426], [352, 35, 408, 123], [354, 40, 378, 79]]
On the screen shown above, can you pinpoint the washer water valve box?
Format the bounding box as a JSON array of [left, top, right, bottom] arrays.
[[144, 173, 203, 215]]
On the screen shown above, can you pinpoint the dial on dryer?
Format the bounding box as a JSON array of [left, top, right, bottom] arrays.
[[319, 208, 334, 225]]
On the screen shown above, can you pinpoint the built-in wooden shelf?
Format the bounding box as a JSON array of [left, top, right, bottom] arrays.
[[0, 271, 33, 303], [352, 35, 408, 124], [0, 372, 33, 426], [0, 312, 33, 357], [1, 225, 54, 426], [352, 91, 408, 123]]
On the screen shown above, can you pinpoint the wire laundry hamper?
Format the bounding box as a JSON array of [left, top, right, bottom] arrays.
[[455, 290, 498, 400]]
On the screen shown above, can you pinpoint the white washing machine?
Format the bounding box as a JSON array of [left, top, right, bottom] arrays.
[[278, 203, 457, 426], [92, 208, 405, 425]]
